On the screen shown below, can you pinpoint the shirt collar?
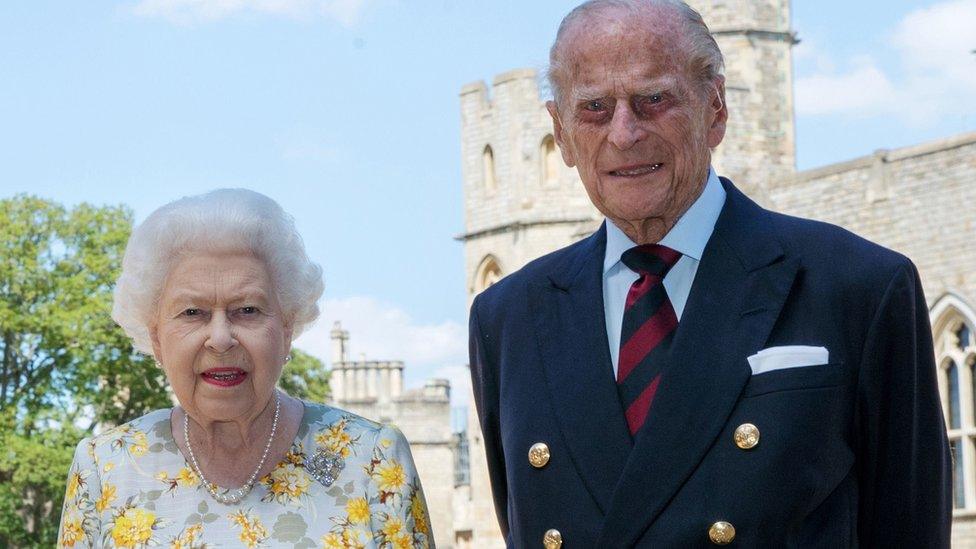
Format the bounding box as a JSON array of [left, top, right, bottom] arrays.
[[603, 168, 727, 274]]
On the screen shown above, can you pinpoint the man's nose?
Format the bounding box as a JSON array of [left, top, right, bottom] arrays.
[[205, 312, 238, 354], [607, 101, 647, 150]]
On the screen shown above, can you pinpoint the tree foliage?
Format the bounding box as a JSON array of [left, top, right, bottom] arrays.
[[0, 194, 331, 546], [0, 195, 172, 547], [278, 348, 331, 403]]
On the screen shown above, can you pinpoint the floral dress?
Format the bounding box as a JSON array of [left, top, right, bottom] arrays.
[[57, 401, 432, 548]]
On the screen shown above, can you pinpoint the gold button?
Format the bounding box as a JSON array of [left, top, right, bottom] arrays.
[[529, 442, 551, 468], [734, 423, 760, 450], [709, 521, 735, 545], [543, 528, 562, 549]]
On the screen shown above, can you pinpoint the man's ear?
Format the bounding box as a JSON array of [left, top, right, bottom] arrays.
[[546, 100, 577, 168], [706, 76, 728, 149]]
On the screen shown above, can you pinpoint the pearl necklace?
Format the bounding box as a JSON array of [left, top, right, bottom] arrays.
[[183, 392, 281, 505]]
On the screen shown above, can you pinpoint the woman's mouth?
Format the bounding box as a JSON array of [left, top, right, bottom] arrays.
[[609, 163, 664, 177], [201, 368, 247, 387]]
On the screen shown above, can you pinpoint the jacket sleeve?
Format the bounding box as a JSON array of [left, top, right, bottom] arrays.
[[855, 260, 952, 546], [468, 296, 510, 539]]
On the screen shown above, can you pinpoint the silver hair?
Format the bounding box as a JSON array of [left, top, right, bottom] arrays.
[[112, 188, 324, 355], [548, 0, 725, 106]]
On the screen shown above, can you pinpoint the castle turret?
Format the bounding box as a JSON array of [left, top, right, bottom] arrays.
[[459, 69, 599, 302], [690, 0, 797, 201]]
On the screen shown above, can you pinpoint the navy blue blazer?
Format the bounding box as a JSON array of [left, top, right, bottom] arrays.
[[469, 179, 951, 547]]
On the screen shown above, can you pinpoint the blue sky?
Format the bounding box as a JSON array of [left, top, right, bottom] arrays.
[[2, 0, 974, 404]]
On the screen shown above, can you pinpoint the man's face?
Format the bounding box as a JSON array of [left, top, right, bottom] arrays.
[[547, 13, 727, 238]]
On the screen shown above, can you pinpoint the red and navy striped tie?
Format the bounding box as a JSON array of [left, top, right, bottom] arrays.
[[617, 244, 682, 437]]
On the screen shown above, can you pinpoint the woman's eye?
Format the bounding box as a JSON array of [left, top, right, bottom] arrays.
[[240, 306, 259, 315], [182, 308, 202, 317]]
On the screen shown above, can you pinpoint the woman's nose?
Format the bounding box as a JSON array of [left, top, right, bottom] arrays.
[[205, 312, 238, 354]]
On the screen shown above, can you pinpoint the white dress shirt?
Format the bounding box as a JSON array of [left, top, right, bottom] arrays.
[[603, 169, 727, 378]]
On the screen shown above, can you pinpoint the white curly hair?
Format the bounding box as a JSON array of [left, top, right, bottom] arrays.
[[111, 188, 324, 355]]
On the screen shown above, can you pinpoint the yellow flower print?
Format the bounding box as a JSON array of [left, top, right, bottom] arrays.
[[95, 482, 117, 513], [65, 471, 83, 500], [374, 460, 406, 493], [284, 449, 304, 465], [59, 514, 85, 547], [346, 497, 370, 525], [269, 463, 311, 499], [228, 509, 269, 548], [103, 461, 115, 473], [175, 467, 199, 487], [129, 431, 149, 457], [321, 532, 343, 549], [169, 523, 203, 549], [380, 438, 392, 449], [111, 507, 157, 548], [390, 532, 413, 549], [411, 493, 429, 536], [321, 528, 366, 549], [381, 516, 404, 539], [316, 419, 354, 458]]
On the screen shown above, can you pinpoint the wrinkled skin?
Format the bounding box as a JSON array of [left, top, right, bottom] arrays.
[[547, 5, 728, 244]]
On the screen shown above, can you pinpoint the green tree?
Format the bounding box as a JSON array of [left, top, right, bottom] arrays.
[[0, 195, 173, 547], [278, 348, 331, 403]]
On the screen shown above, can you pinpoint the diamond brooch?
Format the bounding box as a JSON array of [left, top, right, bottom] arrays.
[[305, 449, 345, 487]]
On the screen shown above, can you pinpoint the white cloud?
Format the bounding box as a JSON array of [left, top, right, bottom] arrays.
[[795, 61, 896, 117], [130, 0, 373, 26], [293, 296, 471, 405], [795, 0, 976, 125]]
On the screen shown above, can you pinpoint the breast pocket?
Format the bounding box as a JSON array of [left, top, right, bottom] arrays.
[[742, 362, 847, 398]]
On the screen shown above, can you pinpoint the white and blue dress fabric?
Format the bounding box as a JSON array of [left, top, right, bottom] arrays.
[[57, 401, 432, 548]]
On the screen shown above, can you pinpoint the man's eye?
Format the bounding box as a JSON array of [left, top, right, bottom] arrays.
[[635, 93, 666, 114], [584, 100, 606, 111]]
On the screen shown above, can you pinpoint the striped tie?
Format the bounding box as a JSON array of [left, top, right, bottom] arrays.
[[617, 244, 682, 437]]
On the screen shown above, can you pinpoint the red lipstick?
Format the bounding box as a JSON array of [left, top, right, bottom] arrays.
[[201, 367, 247, 387]]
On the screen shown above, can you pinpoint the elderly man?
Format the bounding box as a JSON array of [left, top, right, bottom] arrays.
[[468, 1, 951, 547]]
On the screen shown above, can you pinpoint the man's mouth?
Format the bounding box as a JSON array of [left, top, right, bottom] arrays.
[[201, 367, 247, 387], [609, 163, 664, 177]]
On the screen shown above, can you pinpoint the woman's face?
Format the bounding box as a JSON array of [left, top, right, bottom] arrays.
[[150, 252, 292, 424]]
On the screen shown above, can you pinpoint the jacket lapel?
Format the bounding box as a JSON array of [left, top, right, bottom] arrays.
[[596, 179, 801, 546], [529, 223, 633, 513]]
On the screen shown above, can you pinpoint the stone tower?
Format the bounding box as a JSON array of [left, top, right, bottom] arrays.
[[456, 2, 797, 547], [696, 0, 797, 201], [458, 68, 600, 301]]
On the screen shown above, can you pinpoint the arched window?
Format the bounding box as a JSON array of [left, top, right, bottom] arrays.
[[540, 135, 559, 187], [949, 360, 961, 430], [954, 439, 966, 509], [931, 293, 976, 511], [474, 255, 502, 294], [482, 145, 496, 194]]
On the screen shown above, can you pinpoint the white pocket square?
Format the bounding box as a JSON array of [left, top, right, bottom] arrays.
[[747, 346, 829, 375]]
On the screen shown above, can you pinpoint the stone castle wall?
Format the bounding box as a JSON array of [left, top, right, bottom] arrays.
[[769, 133, 976, 308]]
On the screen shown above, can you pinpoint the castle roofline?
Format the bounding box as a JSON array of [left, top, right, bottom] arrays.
[[793, 130, 976, 184], [493, 68, 537, 86]]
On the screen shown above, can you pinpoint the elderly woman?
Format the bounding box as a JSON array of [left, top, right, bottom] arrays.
[[57, 189, 431, 548]]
